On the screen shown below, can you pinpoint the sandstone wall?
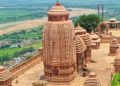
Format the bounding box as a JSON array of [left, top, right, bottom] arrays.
[[9, 49, 43, 78]]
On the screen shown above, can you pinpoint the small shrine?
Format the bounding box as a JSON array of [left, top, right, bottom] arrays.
[[114, 50, 120, 73], [90, 32, 101, 49], [109, 39, 119, 56], [84, 72, 101, 86], [75, 24, 92, 63]]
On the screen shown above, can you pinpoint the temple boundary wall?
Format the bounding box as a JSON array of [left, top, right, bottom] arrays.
[[101, 37, 120, 43], [9, 48, 43, 78]]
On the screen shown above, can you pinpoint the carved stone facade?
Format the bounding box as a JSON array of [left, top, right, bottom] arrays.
[[84, 72, 101, 86], [75, 25, 92, 63], [75, 35, 86, 73], [114, 50, 120, 73], [109, 39, 119, 56], [75, 26, 86, 73], [0, 65, 13, 86], [43, 2, 76, 83]]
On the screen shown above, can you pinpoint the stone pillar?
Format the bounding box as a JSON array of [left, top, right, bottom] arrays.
[[85, 46, 92, 63], [76, 52, 86, 73]]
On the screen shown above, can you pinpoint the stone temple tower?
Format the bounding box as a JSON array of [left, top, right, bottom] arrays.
[[75, 27, 86, 73], [75, 25, 92, 63], [43, 1, 76, 83]]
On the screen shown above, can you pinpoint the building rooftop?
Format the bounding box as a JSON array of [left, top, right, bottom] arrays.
[[48, 1, 69, 15], [75, 24, 92, 46], [0, 65, 13, 81], [75, 35, 86, 53], [109, 18, 117, 22]]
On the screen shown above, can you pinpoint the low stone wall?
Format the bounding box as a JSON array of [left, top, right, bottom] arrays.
[[9, 49, 43, 77], [101, 36, 120, 43], [101, 38, 112, 43]]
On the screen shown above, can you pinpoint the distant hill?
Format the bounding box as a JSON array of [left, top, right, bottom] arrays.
[[0, 0, 120, 23]]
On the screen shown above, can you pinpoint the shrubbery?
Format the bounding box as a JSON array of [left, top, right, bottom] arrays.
[[111, 73, 120, 86], [0, 27, 43, 44], [74, 14, 101, 33]]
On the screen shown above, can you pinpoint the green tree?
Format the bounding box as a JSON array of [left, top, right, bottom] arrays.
[[74, 14, 101, 33]]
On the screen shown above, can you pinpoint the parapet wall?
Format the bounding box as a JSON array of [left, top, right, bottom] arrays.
[[101, 36, 120, 43], [9, 49, 43, 77]]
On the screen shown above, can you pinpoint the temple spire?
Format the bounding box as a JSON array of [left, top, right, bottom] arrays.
[[56, 0, 61, 6]]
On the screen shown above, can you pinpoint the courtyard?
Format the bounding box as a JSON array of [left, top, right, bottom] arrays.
[[12, 43, 115, 86]]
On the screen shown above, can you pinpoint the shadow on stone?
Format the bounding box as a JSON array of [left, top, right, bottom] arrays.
[[40, 75, 45, 80], [79, 67, 91, 77]]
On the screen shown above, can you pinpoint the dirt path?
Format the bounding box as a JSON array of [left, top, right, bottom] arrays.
[[88, 43, 114, 86], [12, 62, 44, 86]]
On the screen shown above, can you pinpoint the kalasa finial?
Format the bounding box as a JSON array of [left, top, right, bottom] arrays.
[[56, 0, 61, 6]]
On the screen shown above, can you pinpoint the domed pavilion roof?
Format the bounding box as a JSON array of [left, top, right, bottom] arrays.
[[0, 65, 13, 81], [110, 39, 120, 48], [75, 24, 92, 46], [48, 1, 69, 16], [90, 32, 101, 43], [75, 35, 86, 53]]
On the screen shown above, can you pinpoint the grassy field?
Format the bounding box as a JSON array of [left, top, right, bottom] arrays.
[[0, 26, 43, 64], [0, 42, 42, 56], [0, 42, 42, 65], [111, 73, 120, 86]]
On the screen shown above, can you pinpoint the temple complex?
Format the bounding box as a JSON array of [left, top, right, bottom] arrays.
[[43, 1, 76, 84], [109, 39, 120, 56], [75, 27, 86, 73], [75, 25, 92, 63], [114, 50, 120, 73], [83, 72, 101, 86], [2, 1, 120, 86], [0, 65, 13, 86], [90, 33, 101, 49]]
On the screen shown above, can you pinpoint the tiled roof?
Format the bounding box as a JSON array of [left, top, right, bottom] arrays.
[[75, 25, 92, 46], [0, 65, 13, 81], [48, 2, 69, 15], [75, 35, 86, 53]]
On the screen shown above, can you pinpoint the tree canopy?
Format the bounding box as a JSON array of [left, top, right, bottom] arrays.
[[74, 14, 102, 33]]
